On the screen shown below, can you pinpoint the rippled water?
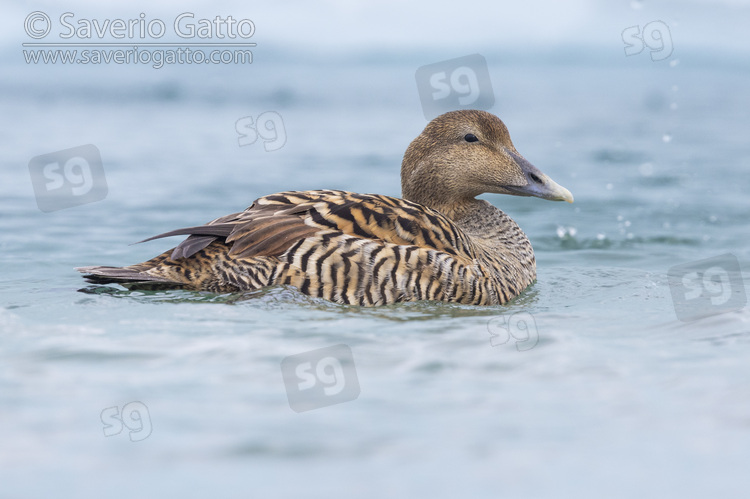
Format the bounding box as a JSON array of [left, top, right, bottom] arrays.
[[2, 47, 750, 498]]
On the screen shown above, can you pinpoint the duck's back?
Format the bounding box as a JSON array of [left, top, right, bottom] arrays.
[[78, 190, 534, 306]]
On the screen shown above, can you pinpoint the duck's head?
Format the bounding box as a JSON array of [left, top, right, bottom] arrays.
[[401, 110, 573, 214]]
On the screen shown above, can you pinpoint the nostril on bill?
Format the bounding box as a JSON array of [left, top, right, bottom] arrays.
[[529, 173, 542, 184]]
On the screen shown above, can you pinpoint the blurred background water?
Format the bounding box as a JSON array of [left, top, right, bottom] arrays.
[[1, 1, 750, 498]]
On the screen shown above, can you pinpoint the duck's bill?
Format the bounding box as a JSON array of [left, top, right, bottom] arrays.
[[508, 172, 574, 203], [504, 150, 574, 203]]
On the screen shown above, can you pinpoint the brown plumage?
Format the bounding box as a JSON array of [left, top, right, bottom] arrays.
[[77, 110, 573, 306]]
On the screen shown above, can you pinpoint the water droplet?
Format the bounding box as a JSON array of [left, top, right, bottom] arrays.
[[596, 233, 606, 241], [556, 226, 577, 238], [606, 183, 614, 190], [709, 215, 718, 223], [670, 102, 678, 110], [669, 59, 680, 67], [638, 162, 654, 176], [671, 85, 679, 92], [617, 215, 624, 222], [662, 133, 672, 143], [624, 220, 632, 227], [630, 0, 644, 10]]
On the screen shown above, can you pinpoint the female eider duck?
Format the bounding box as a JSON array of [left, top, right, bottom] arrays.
[[78, 110, 573, 306]]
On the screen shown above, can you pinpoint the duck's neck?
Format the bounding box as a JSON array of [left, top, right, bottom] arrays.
[[432, 198, 536, 283], [440, 199, 524, 245], [402, 184, 533, 253], [429, 198, 486, 224], [403, 195, 494, 231]]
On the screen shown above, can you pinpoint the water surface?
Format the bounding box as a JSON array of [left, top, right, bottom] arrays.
[[2, 27, 750, 499]]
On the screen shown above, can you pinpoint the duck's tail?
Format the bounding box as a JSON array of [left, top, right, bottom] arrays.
[[76, 266, 173, 284], [76, 249, 184, 287], [76, 242, 287, 293]]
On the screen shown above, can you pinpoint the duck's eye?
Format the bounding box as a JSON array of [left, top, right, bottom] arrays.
[[464, 133, 479, 143]]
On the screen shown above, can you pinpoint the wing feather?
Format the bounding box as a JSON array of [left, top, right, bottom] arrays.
[[136, 190, 477, 262]]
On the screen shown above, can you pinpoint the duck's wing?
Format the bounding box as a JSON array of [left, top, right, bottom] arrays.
[[138, 189, 477, 261]]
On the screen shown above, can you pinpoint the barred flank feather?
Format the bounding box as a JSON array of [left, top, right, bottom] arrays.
[[77, 190, 534, 305]]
